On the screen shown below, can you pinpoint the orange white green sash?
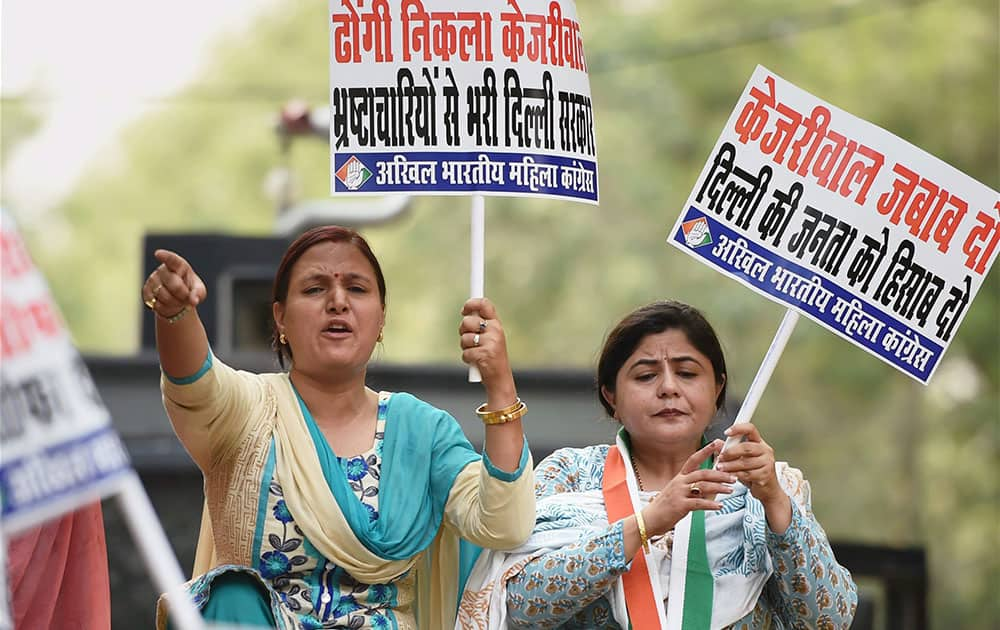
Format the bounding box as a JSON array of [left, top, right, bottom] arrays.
[[602, 429, 713, 630]]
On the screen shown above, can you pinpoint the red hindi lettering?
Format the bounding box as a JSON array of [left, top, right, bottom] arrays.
[[561, 15, 584, 70], [362, 0, 393, 62], [788, 106, 831, 176], [961, 202, 1000, 275], [331, 1, 361, 63], [876, 162, 920, 223], [1, 228, 34, 279], [838, 143, 884, 206], [759, 102, 802, 164], [811, 130, 856, 192], [546, 1, 564, 67], [501, 0, 526, 62], [928, 194, 968, 253], [525, 13, 547, 64], [734, 75, 776, 145], [402, 0, 431, 62], [456, 12, 492, 62], [1, 297, 65, 360], [431, 12, 458, 60]]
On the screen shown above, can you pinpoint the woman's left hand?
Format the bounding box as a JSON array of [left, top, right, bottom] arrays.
[[715, 423, 785, 506], [459, 298, 517, 407]]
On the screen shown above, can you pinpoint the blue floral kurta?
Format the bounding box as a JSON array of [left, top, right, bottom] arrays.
[[505, 445, 857, 629]]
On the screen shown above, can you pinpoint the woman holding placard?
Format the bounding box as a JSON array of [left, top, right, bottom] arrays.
[[143, 225, 534, 629], [458, 300, 856, 629]]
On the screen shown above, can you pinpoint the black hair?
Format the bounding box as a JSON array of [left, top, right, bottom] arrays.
[[596, 300, 727, 417]]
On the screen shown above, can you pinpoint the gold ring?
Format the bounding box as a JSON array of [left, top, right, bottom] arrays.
[[689, 483, 702, 497], [144, 295, 157, 310], [152, 283, 163, 296]]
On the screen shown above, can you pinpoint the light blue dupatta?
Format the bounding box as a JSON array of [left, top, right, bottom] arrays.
[[294, 388, 480, 561]]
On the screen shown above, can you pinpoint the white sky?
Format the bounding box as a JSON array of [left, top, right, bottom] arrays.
[[1, 0, 278, 223]]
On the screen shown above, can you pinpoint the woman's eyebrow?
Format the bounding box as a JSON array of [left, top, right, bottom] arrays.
[[669, 355, 703, 366], [340, 272, 372, 284], [627, 355, 703, 371], [296, 272, 329, 285], [627, 358, 659, 371]]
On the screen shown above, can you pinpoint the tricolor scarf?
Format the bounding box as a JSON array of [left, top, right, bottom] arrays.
[[604, 428, 713, 630]]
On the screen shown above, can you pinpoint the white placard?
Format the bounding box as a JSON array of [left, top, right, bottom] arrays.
[[328, 0, 599, 204], [1, 209, 206, 629], [667, 66, 999, 384], [0, 209, 133, 533]]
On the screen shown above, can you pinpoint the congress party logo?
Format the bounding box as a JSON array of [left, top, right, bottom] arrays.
[[335, 156, 372, 191], [681, 216, 713, 248]]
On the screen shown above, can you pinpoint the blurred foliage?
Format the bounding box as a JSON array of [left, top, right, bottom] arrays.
[[0, 93, 44, 156], [2, 0, 997, 626]]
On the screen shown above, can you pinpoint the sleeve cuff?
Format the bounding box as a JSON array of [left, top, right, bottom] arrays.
[[766, 497, 806, 543], [608, 520, 629, 573], [481, 436, 531, 482], [163, 349, 213, 385]]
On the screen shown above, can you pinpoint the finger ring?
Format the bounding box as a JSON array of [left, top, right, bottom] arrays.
[[144, 295, 157, 310], [689, 483, 702, 497], [473, 333, 480, 347], [478, 320, 488, 332], [152, 284, 163, 297]]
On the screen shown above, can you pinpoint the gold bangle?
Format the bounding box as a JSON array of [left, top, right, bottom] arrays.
[[156, 306, 190, 324], [635, 509, 650, 554], [475, 398, 526, 425]]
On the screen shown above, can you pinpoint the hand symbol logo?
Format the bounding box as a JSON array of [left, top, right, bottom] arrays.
[[338, 156, 371, 191]]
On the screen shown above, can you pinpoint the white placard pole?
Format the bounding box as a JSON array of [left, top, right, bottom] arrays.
[[116, 474, 205, 630], [469, 195, 485, 383], [0, 536, 10, 630], [718, 309, 800, 459]]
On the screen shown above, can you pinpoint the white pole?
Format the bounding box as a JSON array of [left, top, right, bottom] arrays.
[[0, 537, 10, 630], [718, 308, 800, 459], [469, 195, 486, 383], [116, 473, 205, 630]]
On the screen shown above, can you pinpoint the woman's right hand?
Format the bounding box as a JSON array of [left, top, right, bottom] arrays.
[[641, 440, 737, 536], [141, 249, 207, 319]]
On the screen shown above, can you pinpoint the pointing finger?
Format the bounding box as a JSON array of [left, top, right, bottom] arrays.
[[154, 249, 191, 275]]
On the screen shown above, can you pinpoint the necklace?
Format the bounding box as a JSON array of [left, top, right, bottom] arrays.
[[629, 453, 645, 492]]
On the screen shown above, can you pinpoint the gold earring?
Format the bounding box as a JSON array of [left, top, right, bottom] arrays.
[[377, 330, 383, 343], [279, 332, 287, 345]]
